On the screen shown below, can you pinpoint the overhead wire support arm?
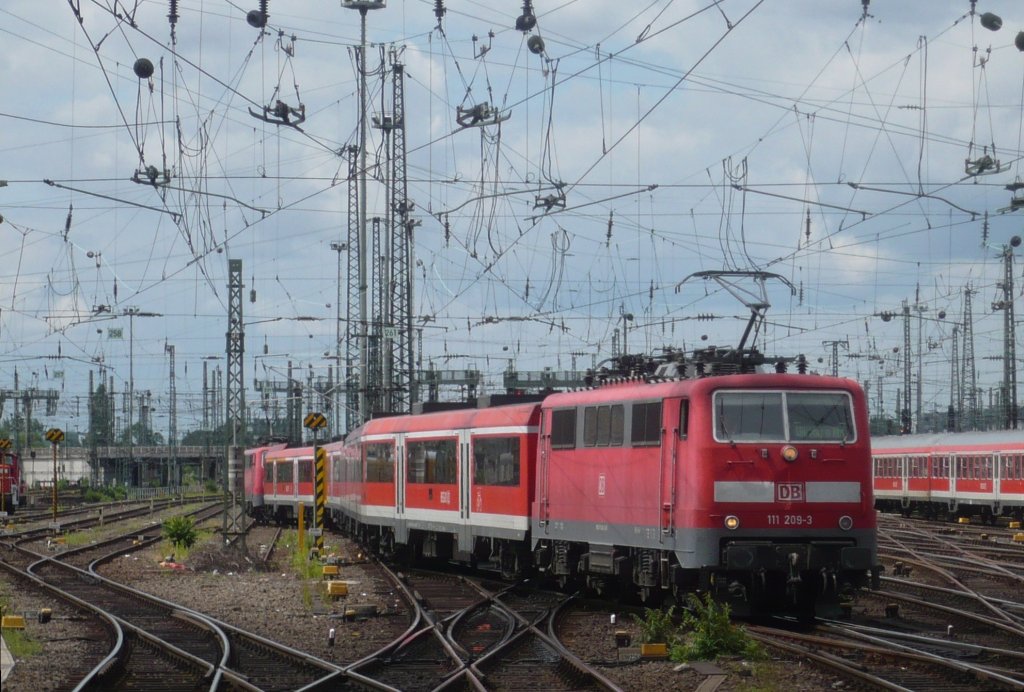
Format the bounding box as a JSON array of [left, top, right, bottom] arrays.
[[249, 101, 306, 129], [455, 102, 510, 128]]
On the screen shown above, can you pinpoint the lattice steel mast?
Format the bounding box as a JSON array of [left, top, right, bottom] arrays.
[[962, 285, 978, 430], [224, 259, 245, 538]]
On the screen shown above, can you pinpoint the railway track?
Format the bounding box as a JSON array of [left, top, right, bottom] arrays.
[[748, 623, 1024, 691], [1, 506, 343, 691], [345, 565, 623, 691]]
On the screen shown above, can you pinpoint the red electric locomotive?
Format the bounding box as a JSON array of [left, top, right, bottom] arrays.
[[872, 431, 1024, 522], [531, 371, 879, 615], [0, 451, 24, 515]]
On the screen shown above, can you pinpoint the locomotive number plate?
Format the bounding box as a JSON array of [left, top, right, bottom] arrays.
[[766, 514, 814, 526]]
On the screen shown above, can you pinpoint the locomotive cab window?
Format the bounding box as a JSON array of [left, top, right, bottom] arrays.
[[787, 393, 855, 442], [713, 390, 855, 443], [473, 436, 520, 486]]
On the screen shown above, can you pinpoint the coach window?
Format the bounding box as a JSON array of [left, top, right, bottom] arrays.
[[264, 461, 274, 483], [279, 460, 294, 483], [474, 437, 520, 486], [631, 401, 662, 446], [551, 408, 577, 449], [298, 458, 313, 483], [365, 442, 394, 482], [407, 439, 457, 484]]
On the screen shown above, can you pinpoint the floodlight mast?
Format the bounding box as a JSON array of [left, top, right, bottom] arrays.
[[342, 0, 386, 425]]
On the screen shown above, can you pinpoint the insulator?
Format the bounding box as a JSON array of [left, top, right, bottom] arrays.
[[516, 0, 536, 32], [247, 10, 267, 28], [979, 12, 1002, 31], [527, 34, 545, 55], [133, 58, 155, 79], [168, 0, 178, 25], [434, 0, 445, 21]]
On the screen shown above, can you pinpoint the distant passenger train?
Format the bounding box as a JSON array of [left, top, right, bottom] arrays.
[[0, 451, 25, 515], [872, 431, 1024, 522], [246, 371, 881, 615]]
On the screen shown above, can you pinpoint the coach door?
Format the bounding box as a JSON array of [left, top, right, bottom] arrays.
[[395, 435, 406, 517], [458, 430, 473, 547]]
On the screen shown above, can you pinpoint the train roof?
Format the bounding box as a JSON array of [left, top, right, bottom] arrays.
[[872, 430, 1024, 453], [541, 372, 864, 407], [357, 400, 541, 436]]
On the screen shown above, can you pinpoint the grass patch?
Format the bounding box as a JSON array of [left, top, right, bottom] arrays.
[[2, 629, 43, 658], [279, 530, 323, 580]]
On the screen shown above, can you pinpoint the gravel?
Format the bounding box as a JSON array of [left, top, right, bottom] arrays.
[[4, 521, 847, 691]]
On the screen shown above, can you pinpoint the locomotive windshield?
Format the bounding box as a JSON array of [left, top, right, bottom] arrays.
[[714, 391, 855, 443]]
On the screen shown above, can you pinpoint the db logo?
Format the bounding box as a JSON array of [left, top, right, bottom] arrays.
[[776, 482, 805, 502]]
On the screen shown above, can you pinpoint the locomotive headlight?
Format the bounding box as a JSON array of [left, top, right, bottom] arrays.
[[838, 515, 854, 531], [724, 515, 740, 530], [781, 445, 799, 462]]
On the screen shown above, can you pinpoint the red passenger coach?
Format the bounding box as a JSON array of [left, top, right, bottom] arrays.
[[873, 431, 1024, 522], [336, 402, 540, 576], [532, 373, 879, 614], [262, 445, 316, 522]]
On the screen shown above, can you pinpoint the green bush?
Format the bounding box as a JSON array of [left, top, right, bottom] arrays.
[[634, 605, 678, 644], [83, 486, 126, 503], [163, 516, 199, 551], [204, 480, 219, 494], [672, 593, 762, 661]]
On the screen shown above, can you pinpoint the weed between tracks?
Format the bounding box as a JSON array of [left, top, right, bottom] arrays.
[[634, 593, 764, 662]]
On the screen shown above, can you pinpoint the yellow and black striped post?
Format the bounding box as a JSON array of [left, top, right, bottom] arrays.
[[304, 411, 328, 556], [314, 445, 327, 555]]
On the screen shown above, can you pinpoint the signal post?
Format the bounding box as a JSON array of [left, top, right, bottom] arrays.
[[304, 412, 328, 556], [44, 428, 64, 523]]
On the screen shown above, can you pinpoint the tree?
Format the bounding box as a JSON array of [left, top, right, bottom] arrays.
[[117, 422, 164, 446], [87, 383, 114, 447], [0, 413, 46, 449]]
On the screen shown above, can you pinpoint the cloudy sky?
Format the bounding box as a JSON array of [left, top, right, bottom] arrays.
[[3, 0, 1024, 436]]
